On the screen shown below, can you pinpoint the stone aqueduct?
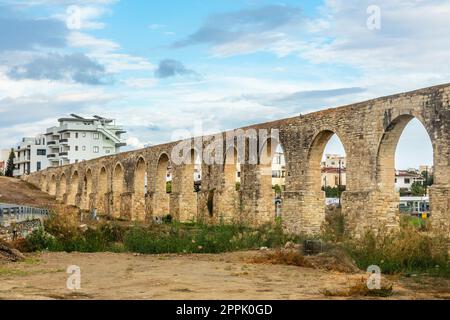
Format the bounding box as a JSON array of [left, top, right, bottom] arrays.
[[24, 84, 450, 238]]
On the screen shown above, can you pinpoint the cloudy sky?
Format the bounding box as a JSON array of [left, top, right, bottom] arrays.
[[1, 0, 446, 169]]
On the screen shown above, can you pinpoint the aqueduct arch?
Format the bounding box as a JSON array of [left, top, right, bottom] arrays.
[[67, 171, 79, 206], [23, 84, 450, 238], [112, 163, 124, 218], [298, 130, 349, 233], [49, 175, 57, 196], [132, 156, 147, 221], [58, 173, 67, 202], [82, 169, 93, 211], [153, 153, 171, 218], [97, 167, 108, 214]]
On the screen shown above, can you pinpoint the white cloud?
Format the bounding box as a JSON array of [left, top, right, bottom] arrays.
[[298, 0, 450, 92], [68, 31, 120, 52]]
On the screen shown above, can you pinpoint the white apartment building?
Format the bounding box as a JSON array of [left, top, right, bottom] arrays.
[[11, 114, 127, 176], [45, 114, 127, 167], [13, 135, 48, 177]]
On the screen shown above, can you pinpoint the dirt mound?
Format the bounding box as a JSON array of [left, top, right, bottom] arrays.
[[306, 247, 360, 274], [0, 241, 26, 262], [250, 246, 360, 274]]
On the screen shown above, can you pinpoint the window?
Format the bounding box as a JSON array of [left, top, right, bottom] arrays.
[[404, 178, 411, 184], [75, 133, 79, 138], [37, 162, 41, 171], [93, 146, 99, 153], [82, 146, 86, 151], [105, 149, 111, 154], [93, 133, 100, 140], [75, 146, 79, 151], [37, 149, 46, 156]]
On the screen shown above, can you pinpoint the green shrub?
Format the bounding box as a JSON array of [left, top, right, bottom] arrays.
[[24, 214, 299, 255], [345, 225, 449, 276], [123, 223, 293, 254], [23, 228, 56, 252]]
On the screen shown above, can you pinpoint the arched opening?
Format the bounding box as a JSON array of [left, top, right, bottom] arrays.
[[67, 171, 79, 206], [377, 116, 433, 223], [97, 167, 108, 214], [194, 150, 202, 193], [259, 138, 286, 222], [306, 130, 347, 232], [59, 173, 67, 201], [155, 153, 171, 217], [82, 169, 93, 211], [319, 134, 347, 203], [133, 157, 147, 221], [113, 163, 124, 218], [49, 175, 57, 196]]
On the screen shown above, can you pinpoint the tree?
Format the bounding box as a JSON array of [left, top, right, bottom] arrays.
[[322, 186, 346, 198], [411, 181, 426, 196], [5, 148, 15, 177], [421, 171, 434, 187], [273, 184, 282, 196]]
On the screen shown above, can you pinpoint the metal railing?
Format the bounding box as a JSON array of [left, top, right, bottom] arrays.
[[0, 203, 50, 226]]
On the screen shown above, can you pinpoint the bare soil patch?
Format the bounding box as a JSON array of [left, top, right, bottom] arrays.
[[0, 250, 448, 300]]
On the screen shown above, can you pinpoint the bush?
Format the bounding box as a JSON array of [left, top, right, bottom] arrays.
[[345, 225, 449, 276], [321, 208, 345, 242], [24, 213, 299, 255], [123, 223, 297, 254], [23, 228, 56, 252]]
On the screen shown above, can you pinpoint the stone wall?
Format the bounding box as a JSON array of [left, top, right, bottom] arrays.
[[24, 84, 450, 238], [0, 219, 42, 242]]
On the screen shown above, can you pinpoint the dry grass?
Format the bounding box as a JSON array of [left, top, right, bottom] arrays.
[[321, 277, 394, 298]]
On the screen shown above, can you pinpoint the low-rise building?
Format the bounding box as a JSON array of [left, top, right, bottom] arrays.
[[395, 170, 425, 192], [272, 151, 286, 187], [321, 154, 346, 169], [322, 167, 347, 188]]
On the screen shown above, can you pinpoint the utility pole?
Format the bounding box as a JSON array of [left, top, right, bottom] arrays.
[[338, 159, 342, 208]]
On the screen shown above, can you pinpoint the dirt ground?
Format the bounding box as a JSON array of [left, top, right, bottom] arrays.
[[0, 176, 53, 207], [0, 250, 449, 300]]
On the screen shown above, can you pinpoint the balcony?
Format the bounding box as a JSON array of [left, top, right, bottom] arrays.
[[13, 158, 30, 165], [59, 152, 69, 157], [59, 139, 69, 144], [47, 140, 59, 146], [47, 154, 57, 159]]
